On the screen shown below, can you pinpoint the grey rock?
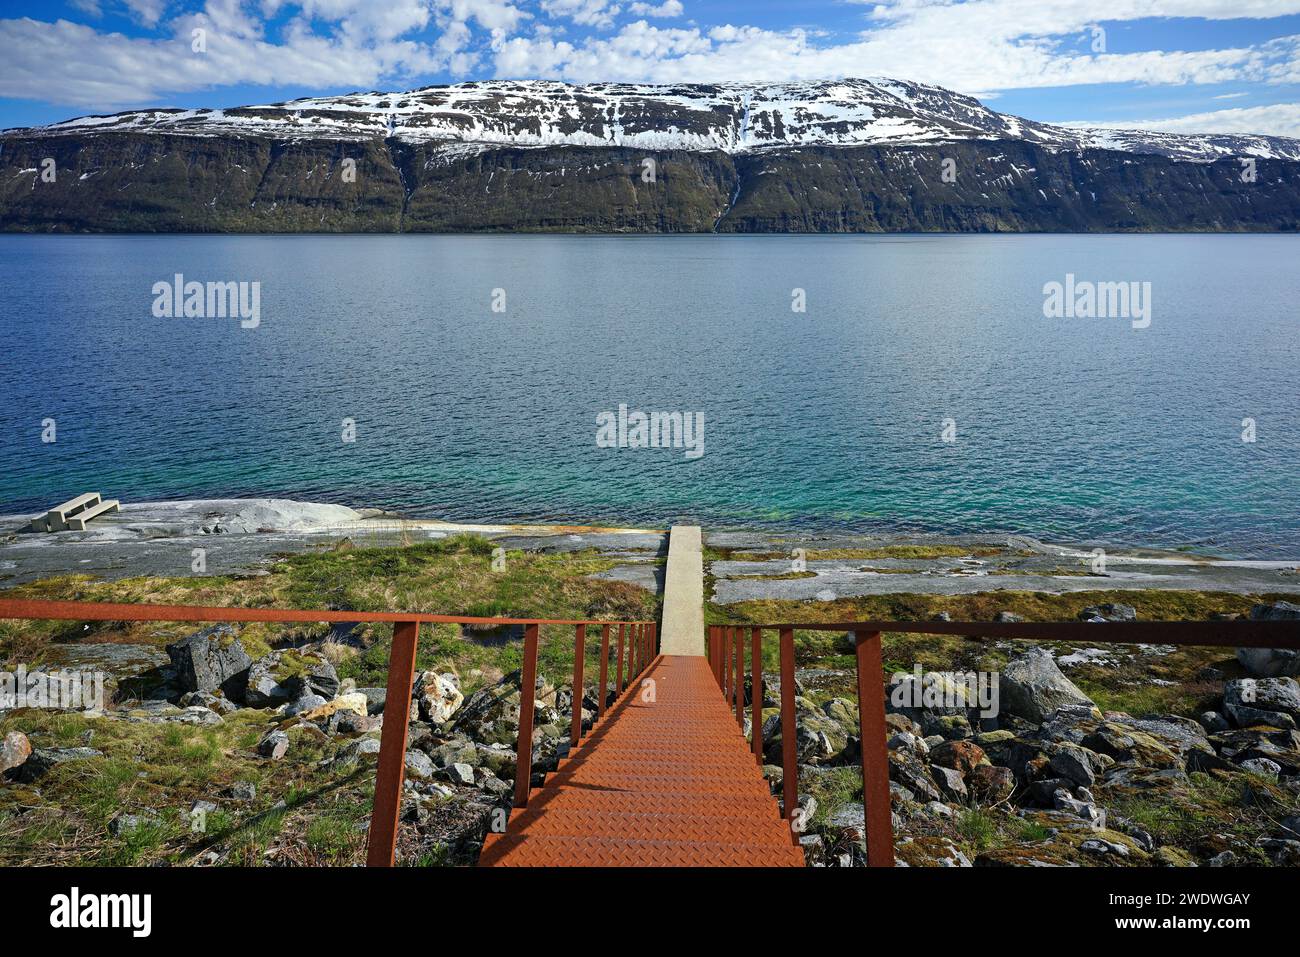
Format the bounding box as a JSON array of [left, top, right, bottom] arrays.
[[334, 737, 382, 766], [1239, 757, 1282, 779], [994, 611, 1025, 623], [1079, 603, 1136, 622], [177, 691, 240, 715], [1208, 850, 1237, 867], [166, 624, 251, 697], [244, 649, 339, 708], [285, 693, 327, 717], [1049, 743, 1099, 788], [1080, 838, 1130, 857], [257, 729, 290, 760], [358, 687, 387, 714], [1053, 790, 1106, 829], [1199, 711, 1230, 733], [1001, 647, 1096, 723], [1225, 677, 1300, 720], [229, 781, 256, 801], [405, 750, 435, 780], [1237, 603, 1300, 677], [17, 746, 103, 782], [932, 765, 968, 801], [109, 810, 158, 837], [443, 762, 475, 786]]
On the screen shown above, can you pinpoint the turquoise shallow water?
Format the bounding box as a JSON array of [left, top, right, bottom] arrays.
[[1, 233, 1297, 557]]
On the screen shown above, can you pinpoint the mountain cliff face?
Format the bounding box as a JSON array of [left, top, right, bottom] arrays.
[[2, 78, 1298, 233]]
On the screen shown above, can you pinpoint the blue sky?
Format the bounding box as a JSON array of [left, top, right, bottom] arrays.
[[2, 1, 1300, 137]]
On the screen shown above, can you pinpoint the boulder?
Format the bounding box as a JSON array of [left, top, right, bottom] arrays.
[[257, 730, 289, 760], [1224, 678, 1300, 728], [967, 764, 1015, 803], [244, 649, 339, 708], [17, 746, 103, 782], [358, 687, 387, 715], [1239, 757, 1282, 779], [442, 762, 476, 786], [289, 692, 369, 724], [178, 691, 240, 716], [1, 731, 31, 775], [1001, 648, 1096, 723], [1048, 743, 1100, 788], [1236, 603, 1300, 677], [285, 693, 327, 717], [416, 671, 464, 724], [929, 739, 989, 778], [166, 624, 252, 698], [1078, 603, 1136, 622], [405, 750, 435, 780], [932, 765, 968, 802]]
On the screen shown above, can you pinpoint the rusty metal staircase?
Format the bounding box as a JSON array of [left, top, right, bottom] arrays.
[[478, 654, 804, 866]]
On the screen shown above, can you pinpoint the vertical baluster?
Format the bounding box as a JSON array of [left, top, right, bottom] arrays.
[[512, 623, 540, 808], [570, 624, 586, 748], [735, 623, 744, 727], [597, 624, 611, 719], [616, 623, 626, 693], [366, 618, 421, 867], [854, 630, 895, 867], [724, 627, 733, 703], [779, 627, 797, 845], [750, 626, 763, 764]]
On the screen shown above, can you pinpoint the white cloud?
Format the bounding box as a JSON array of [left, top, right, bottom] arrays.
[[540, 0, 621, 29], [2, 0, 1299, 122], [627, 0, 682, 16], [1069, 101, 1300, 138]]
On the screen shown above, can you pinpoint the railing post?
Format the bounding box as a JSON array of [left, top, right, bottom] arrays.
[[751, 626, 762, 764], [513, 623, 540, 808], [854, 630, 895, 867], [616, 623, 626, 692], [779, 627, 798, 845], [366, 618, 421, 867], [597, 624, 611, 719], [570, 624, 586, 748]]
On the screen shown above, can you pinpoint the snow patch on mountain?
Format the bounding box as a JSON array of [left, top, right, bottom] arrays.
[[11, 78, 1300, 163]]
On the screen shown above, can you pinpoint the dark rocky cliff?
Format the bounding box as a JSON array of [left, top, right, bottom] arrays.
[[1, 132, 1296, 233]]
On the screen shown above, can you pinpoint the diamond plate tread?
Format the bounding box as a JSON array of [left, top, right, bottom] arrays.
[[559, 751, 763, 771], [481, 656, 802, 867], [496, 809, 795, 844], [504, 789, 783, 819], [480, 834, 806, 867]]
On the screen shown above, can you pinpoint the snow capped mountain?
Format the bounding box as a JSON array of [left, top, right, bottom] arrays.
[[18, 78, 1300, 163]]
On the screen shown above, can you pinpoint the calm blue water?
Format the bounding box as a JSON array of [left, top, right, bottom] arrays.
[[1, 234, 1297, 557]]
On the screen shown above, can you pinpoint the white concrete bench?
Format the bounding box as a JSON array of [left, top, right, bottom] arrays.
[[31, 492, 101, 532], [64, 499, 120, 531]]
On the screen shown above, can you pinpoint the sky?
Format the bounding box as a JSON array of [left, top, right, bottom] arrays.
[[1, 0, 1300, 137]]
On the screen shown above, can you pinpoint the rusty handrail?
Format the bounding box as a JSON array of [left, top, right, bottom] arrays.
[[0, 598, 654, 866], [711, 617, 1300, 868]]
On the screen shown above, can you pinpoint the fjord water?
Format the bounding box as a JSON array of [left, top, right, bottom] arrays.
[[1, 234, 1297, 558]]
